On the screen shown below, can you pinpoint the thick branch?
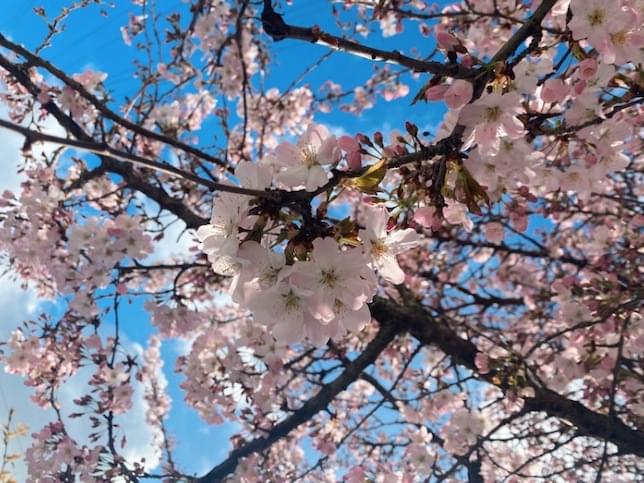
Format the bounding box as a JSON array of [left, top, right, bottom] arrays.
[[101, 157, 209, 229], [490, 0, 559, 64], [369, 298, 644, 458], [196, 320, 398, 483]]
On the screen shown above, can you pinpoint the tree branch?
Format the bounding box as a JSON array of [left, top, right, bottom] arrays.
[[261, 0, 475, 79], [489, 0, 559, 64], [0, 118, 278, 200], [0, 32, 230, 171], [0, 52, 212, 229], [368, 298, 644, 459], [196, 320, 398, 483]]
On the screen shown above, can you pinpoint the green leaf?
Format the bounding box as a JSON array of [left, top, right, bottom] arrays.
[[348, 159, 387, 194]]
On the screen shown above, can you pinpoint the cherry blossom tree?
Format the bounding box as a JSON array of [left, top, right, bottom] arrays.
[[0, 0, 642, 481]]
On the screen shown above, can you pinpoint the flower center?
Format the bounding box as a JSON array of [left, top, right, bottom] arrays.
[[260, 266, 281, 285], [484, 106, 501, 122], [301, 146, 319, 167], [370, 238, 388, 259], [587, 8, 604, 26], [334, 299, 345, 314], [281, 289, 300, 311], [501, 139, 514, 152], [611, 30, 627, 46], [320, 268, 339, 288]]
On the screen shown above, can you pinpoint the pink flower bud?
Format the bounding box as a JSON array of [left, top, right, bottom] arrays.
[[475, 353, 490, 374], [436, 24, 459, 50], [573, 79, 586, 95], [577, 58, 598, 80], [461, 55, 475, 68], [347, 151, 362, 171], [373, 131, 384, 147], [338, 135, 360, 153], [540, 78, 570, 104]]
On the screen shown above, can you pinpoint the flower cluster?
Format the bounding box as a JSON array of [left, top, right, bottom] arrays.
[[197, 126, 422, 344]]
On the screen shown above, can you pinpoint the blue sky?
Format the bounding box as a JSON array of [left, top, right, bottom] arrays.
[[0, 0, 453, 477]]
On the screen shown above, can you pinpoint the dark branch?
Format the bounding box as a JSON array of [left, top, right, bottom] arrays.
[[261, 1, 475, 78], [369, 298, 644, 459], [196, 320, 398, 482], [0, 32, 230, 170]]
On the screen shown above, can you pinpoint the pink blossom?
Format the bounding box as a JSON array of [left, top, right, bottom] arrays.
[[459, 91, 525, 155], [274, 123, 339, 191], [424, 84, 449, 101], [540, 78, 570, 104], [338, 135, 362, 170], [359, 205, 422, 284], [577, 58, 598, 80], [443, 201, 474, 232], [484, 222, 504, 244], [475, 353, 490, 374], [569, 0, 644, 65], [345, 467, 366, 483], [413, 206, 437, 228], [435, 24, 459, 50], [444, 80, 473, 109]]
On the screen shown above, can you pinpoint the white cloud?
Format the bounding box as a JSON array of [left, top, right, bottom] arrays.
[[149, 217, 196, 262]]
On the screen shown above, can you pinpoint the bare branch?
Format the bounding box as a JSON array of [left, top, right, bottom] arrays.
[[0, 118, 279, 200], [0, 32, 230, 171], [261, 0, 475, 78]]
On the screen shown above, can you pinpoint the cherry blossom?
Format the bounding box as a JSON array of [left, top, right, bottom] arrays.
[[359, 205, 422, 284], [197, 192, 250, 275], [273, 123, 340, 191], [459, 91, 525, 155], [444, 79, 473, 110]]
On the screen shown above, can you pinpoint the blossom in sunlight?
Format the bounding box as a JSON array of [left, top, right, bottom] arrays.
[[459, 91, 525, 155], [196, 192, 249, 275], [274, 123, 340, 191], [359, 205, 422, 284], [295, 237, 376, 322], [197, 161, 272, 275]]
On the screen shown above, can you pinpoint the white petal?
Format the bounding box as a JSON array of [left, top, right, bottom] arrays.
[[305, 166, 329, 191], [275, 166, 308, 189], [377, 254, 405, 284], [274, 142, 301, 167], [386, 228, 421, 254]]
